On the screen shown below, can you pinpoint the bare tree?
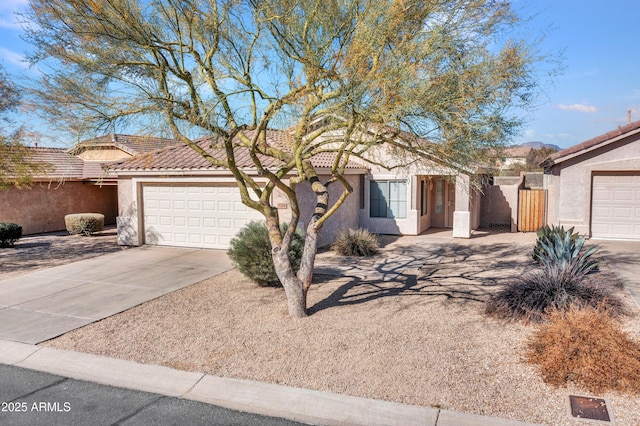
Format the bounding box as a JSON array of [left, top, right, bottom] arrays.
[[24, 0, 551, 317], [0, 64, 48, 189]]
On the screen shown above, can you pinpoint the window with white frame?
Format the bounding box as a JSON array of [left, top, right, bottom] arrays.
[[370, 180, 407, 218]]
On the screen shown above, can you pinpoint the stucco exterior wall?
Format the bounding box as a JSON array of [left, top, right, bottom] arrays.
[[550, 135, 640, 235], [543, 173, 559, 227], [480, 182, 520, 232], [0, 181, 117, 235], [77, 148, 133, 161], [115, 174, 362, 248], [358, 147, 474, 236], [286, 174, 362, 248]]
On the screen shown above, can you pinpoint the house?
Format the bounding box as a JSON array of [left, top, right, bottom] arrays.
[[0, 134, 179, 235], [111, 129, 482, 249], [542, 120, 640, 240], [497, 146, 534, 170], [68, 133, 178, 161], [0, 147, 117, 234]]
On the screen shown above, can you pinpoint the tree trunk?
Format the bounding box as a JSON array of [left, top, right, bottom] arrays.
[[267, 215, 308, 318], [266, 176, 327, 318], [274, 249, 308, 318]]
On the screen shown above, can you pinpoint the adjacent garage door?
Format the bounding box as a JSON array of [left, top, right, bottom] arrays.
[[142, 185, 263, 249], [591, 174, 640, 240]]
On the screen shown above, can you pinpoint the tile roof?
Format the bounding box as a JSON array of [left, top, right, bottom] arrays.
[[543, 119, 640, 167], [69, 134, 180, 156], [504, 146, 533, 158], [13, 147, 112, 181], [26, 147, 85, 179], [111, 130, 366, 172]]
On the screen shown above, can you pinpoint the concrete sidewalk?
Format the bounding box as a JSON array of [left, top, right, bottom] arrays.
[[0, 339, 541, 426], [0, 246, 233, 344]]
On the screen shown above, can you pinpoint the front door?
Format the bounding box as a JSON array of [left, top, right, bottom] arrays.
[[431, 178, 455, 228]]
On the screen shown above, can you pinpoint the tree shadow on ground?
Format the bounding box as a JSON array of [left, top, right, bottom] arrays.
[[309, 242, 536, 314], [0, 228, 126, 279]]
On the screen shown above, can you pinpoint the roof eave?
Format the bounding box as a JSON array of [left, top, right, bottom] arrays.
[[546, 125, 640, 167]]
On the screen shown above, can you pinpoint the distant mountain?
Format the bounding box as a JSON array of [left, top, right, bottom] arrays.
[[519, 141, 561, 151]]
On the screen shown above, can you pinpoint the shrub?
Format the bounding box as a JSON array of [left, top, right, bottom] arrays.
[[533, 225, 578, 263], [332, 228, 379, 256], [526, 305, 640, 393], [486, 263, 624, 323], [535, 229, 599, 276], [64, 213, 105, 236], [0, 223, 22, 248], [228, 221, 305, 287]]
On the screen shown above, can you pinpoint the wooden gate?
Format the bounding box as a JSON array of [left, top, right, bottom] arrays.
[[518, 189, 547, 232]]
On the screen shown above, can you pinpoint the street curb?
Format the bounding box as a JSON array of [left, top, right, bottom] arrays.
[[0, 339, 541, 426]]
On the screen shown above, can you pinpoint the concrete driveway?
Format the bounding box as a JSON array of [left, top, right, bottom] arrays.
[[0, 246, 233, 344], [596, 240, 640, 308]]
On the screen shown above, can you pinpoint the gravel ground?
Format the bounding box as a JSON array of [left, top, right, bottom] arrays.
[[34, 231, 640, 425], [0, 228, 128, 280]]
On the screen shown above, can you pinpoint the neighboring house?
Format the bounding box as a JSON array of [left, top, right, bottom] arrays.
[[0, 147, 117, 234], [497, 146, 534, 170], [68, 133, 178, 161], [0, 134, 179, 235], [542, 120, 640, 240], [111, 129, 483, 250]]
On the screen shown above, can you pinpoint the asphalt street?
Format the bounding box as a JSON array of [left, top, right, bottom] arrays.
[[0, 364, 305, 426]]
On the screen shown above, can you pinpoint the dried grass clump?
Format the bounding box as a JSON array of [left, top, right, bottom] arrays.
[[526, 305, 640, 394], [332, 228, 379, 257], [485, 265, 624, 323]]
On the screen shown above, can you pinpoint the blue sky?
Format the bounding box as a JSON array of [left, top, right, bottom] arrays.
[[1, 0, 639, 149]]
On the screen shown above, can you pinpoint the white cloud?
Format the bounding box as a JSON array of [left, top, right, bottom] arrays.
[[0, 0, 28, 30], [556, 103, 598, 113], [0, 46, 26, 68]]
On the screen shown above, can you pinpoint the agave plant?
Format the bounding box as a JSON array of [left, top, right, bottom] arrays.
[[533, 225, 579, 263], [535, 230, 599, 276]]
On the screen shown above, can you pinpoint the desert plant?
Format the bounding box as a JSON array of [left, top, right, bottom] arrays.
[[228, 221, 305, 287], [0, 222, 22, 247], [536, 231, 599, 276], [527, 305, 640, 393], [64, 213, 104, 236], [486, 263, 623, 323], [332, 228, 379, 256], [533, 224, 578, 263]]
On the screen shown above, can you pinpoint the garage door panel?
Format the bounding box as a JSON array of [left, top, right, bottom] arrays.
[[613, 207, 632, 218], [143, 185, 263, 249], [614, 175, 635, 184], [592, 189, 612, 201], [614, 190, 633, 201], [592, 174, 640, 240]]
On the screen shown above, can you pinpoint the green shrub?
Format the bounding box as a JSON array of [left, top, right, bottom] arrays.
[[64, 213, 105, 236], [332, 228, 379, 256], [228, 221, 305, 287], [486, 263, 623, 323], [0, 223, 22, 248]]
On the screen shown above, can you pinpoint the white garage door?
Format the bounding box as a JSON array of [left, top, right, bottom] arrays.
[[143, 185, 263, 249], [591, 174, 640, 240]]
